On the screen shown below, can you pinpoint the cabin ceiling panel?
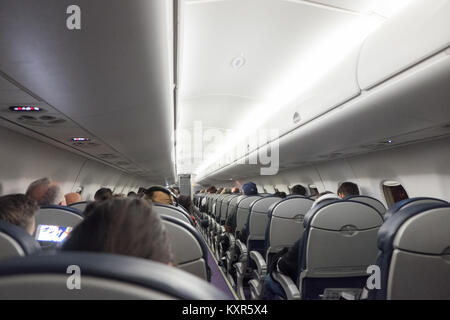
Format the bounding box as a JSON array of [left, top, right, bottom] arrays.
[[0, 0, 175, 185]]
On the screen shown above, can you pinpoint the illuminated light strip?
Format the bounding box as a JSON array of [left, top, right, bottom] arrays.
[[194, 1, 415, 180], [72, 138, 90, 142], [10, 106, 41, 112]]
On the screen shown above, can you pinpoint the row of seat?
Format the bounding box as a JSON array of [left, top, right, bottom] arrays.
[[194, 192, 450, 300], [0, 200, 216, 299]]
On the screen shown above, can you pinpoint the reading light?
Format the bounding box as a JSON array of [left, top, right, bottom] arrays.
[[9, 106, 41, 112]]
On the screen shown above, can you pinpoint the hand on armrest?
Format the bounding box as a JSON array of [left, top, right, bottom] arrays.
[[272, 271, 301, 300]]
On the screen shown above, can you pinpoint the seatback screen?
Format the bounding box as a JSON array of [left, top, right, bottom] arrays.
[[35, 225, 73, 243]]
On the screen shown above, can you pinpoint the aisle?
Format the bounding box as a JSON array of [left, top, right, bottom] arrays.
[[206, 242, 238, 300]]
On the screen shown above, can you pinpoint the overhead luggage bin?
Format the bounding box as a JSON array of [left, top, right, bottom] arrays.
[[358, 0, 450, 90]]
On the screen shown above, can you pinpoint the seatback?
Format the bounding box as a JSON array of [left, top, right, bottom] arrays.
[[219, 195, 235, 223], [265, 196, 314, 263], [235, 196, 262, 236], [374, 202, 450, 300], [207, 194, 217, 214], [0, 252, 227, 299], [35, 206, 84, 229], [246, 197, 281, 254], [0, 220, 41, 260], [383, 197, 449, 221], [160, 215, 210, 281], [221, 194, 240, 224], [226, 195, 244, 225], [68, 201, 89, 212], [215, 194, 229, 220], [345, 196, 386, 216], [34, 206, 84, 249], [299, 200, 384, 299], [153, 203, 194, 226]]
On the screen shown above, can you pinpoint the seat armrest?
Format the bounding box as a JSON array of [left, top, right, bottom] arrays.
[[249, 251, 267, 278], [226, 233, 235, 250], [235, 240, 248, 258], [272, 271, 301, 300]]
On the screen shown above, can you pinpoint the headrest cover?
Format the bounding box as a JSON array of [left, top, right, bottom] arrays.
[[377, 202, 449, 253]]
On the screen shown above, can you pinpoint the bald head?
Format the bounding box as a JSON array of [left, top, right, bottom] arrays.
[[65, 192, 82, 206], [26, 178, 63, 206]]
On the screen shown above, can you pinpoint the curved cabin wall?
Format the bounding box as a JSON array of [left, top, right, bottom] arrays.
[[0, 125, 149, 200]]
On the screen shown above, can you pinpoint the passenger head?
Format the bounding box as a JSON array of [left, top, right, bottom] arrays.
[[171, 186, 180, 196], [178, 195, 193, 214], [275, 191, 287, 198], [231, 187, 240, 194], [291, 184, 307, 196], [242, 182, 258, 196], [26, 177, 64, 206], [144, 186, 175, 206], [127, 191, 137, 198], [207, 186, 217, 194], [94, 188, 113, 202], [0, 194, 38, 235], [64, 192, 82, 206], [62, 198, 173, 264], [337, 182, 360, 199]]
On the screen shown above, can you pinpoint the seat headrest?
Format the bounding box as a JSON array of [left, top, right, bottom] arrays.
[[344, 195, 387, 215], [39, 205, 84, 217], [269, 196, 314, 219], [154, 203, 194, 225], [304, 200, 384, 230], [383, 197, 449, 221], [0, 252, 227, 299], [0, 220, 41, 257], [250, 196, 281, 213], [377, 202, 450, 254]]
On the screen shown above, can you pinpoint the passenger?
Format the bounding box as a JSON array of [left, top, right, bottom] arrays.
[[178, 195, 197, 226], [224, 182, 257, 234], [62, 198, 173, 265], [216, 187, 224, 194], [231, 187, 240, 194], [290, 184, 307, 196], [94, 188, 113, 202], [220, 188, 231, 194], [127, 191, 138, 198], [144, 186, 175, 206], [200, 186, 217, 210], [274, 191, 287, 198], [0, 194, 38, 235], [337, 182, 360, 198], [64, 192, 82, 206], [171, 186, 180, 196], [262, 191, 343, 299], [113, 194, 125, 198], [26, 177, 66, 206]]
